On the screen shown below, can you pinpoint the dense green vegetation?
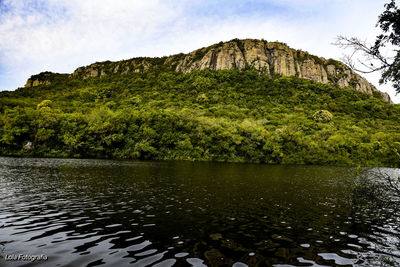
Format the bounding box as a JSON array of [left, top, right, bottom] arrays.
[[1, 68, 399, 166]]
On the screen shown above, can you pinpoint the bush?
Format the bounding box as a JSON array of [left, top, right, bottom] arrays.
[[313, 110, 333, 123], [37, 100, 53, 110]]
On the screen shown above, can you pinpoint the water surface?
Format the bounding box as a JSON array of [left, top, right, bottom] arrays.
[[0, 157, 399, 266]]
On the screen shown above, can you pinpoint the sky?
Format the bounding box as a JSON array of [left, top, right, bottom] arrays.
[[0, 0, 398, 103]]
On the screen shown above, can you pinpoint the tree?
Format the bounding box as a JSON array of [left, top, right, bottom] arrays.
[[352, 170, 400, 212], [313, 110, 333, 123], [335, 0, 400, 93]]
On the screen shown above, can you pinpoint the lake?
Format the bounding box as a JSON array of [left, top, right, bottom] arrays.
[[0, 157, 399, 266]]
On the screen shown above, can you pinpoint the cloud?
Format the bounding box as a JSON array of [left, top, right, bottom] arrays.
[[0, 0, 183, 63], [0, 0, 398, 102], [0, 0, 187, 88]]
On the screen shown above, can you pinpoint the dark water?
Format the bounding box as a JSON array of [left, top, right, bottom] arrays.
[[0, 158, 399, 266]]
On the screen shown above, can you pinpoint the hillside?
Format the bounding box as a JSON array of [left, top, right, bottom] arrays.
[[25, 39, 392, 103], [1, 39, 400, 166]]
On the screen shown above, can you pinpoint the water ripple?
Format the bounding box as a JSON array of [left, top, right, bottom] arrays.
[[0, 158, 399, 266]]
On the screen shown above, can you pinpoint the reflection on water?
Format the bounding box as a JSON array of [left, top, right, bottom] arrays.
[[0, 157, 399, 266]]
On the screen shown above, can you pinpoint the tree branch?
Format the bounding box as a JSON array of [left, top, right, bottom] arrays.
[[334, 36, 391, 73]]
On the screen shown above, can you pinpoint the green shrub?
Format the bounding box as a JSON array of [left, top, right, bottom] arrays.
[[313, 110, 333, 123]]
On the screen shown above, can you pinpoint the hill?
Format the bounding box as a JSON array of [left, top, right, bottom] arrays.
[[25, 39, 392, 103], [1, 39, 399, 166]]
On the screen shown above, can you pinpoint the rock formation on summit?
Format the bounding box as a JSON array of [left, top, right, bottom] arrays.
[[25, 39, 393, 103]]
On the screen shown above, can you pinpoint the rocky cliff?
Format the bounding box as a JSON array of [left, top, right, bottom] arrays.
[[25, 39, 392, 103], [25, 72, 69, 87]]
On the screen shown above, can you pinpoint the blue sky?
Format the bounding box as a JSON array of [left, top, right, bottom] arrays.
[[0, 0, 397, 102], [189, 1, 289, 18]]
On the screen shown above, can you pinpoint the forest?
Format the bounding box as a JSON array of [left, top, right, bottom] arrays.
[[0, 67, 399, 166]]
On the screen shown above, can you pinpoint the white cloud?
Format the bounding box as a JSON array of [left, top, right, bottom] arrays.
[[0, 0, 187, 88], [0, 0, 398, 102]]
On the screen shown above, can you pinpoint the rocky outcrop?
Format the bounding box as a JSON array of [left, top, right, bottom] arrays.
[[25, 72, 54, 87], [25, 39, 392, 103], [172, 39, 391, 102], [172, 39, 391, 103], [380, 91, 392, 103], [25, 72, 69, 87], [25, 78, 51, 87], [72, 59, 154, 78], [73, 63, 106, 78]]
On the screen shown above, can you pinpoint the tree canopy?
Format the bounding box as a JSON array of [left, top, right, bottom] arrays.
[[0, 68, 399, 167]]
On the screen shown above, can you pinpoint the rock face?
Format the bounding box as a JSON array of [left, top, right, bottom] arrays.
[[72, 59, 153, 79], [170, 39, 391, 103], [25, 72, 69, 88], [25, 72, 54, 87], [25, 39, 392, 103]]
